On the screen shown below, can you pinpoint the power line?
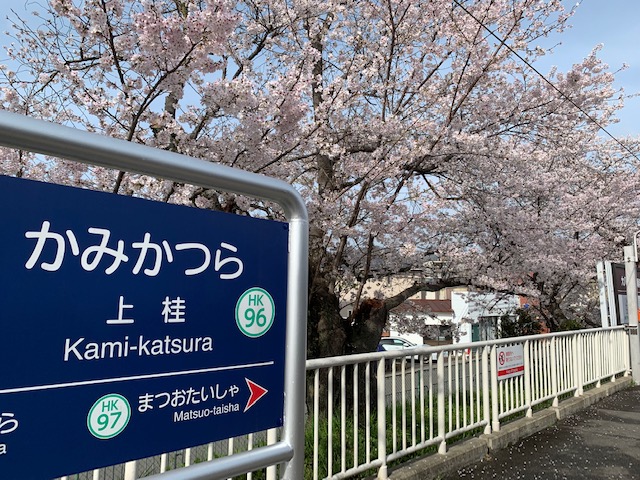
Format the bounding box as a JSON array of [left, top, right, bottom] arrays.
[[451, 0, 639, 161]]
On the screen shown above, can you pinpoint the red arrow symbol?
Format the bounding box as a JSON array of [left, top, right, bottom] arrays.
[[244, 378, 268, 412]]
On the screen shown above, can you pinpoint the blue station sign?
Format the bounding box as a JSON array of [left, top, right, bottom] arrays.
[[0, 174, 289, 479]]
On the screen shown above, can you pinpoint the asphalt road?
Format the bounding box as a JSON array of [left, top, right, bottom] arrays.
[[445, 385, 640, 480]]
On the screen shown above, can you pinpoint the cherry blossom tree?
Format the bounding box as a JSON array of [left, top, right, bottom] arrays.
[[1, 0, 638, 356]]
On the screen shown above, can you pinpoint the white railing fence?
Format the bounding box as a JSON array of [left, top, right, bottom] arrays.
[[58, 327, 629, 480]]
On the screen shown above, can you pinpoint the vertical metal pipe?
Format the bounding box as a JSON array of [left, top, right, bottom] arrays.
[[313, 370, 319, 480], [247, 434, 254, 480], [597, 261, 611, 327], [327, 368, 333, 477], [447, 355, 453, 434], [281, 215, 309, 480], [429, 357, 434, 440], [455, 356, 460, 430], [266, 430, 277, 480], [482, 346, 491, 434], [572, 334, 580, 396], [462, 353, 469, 426], [366, 362, 371, 464], [550, 337, 558, 407], [207, 444, 214, 462], [490, 346, 499, 432], [475, 351, 481, 425], [411, 360, 416, 446], [437, 353, 446, 454], [610, 330, 617, 383], [401, 361, 407, 451], [392, 361, 397, 453], [341, 365, 346, 473], [123, 461, 136, 480], [524, 340, 532, 416], [420, 357, 425, 443], [377, 359, 388, 479], [577, 334, 585, 396], [624, 245, 640, 384], [595, 332, 602, 387], [564, 337, 571, 391], [353, 363, 359, 469]]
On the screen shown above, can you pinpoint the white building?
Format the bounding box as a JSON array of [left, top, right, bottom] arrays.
[[388, 290, 520, 346], [452, 291, 520, 344], [339, 270, 522, 346], [387, 298, 454, 346]]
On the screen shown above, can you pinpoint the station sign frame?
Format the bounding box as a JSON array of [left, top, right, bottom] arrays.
[[0, 111, 309, 480]]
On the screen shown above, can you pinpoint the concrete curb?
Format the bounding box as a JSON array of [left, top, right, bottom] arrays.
[[385, 437, 488, 480], [387, 377, 634, 480], [482, 408, 557, 451], [553, 377, 632, 420]]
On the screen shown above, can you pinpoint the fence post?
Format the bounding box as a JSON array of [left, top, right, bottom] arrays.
[[328, 368, 334, 477], [266, 429, 278, 480], [482, 345, 491, 434], [550, 336, 559, 407], [490, 345, 500, 432], [313, 370, 319, 480], [623, 332, 631, 377], [595, 332, 602, 388], [578, 333, 585, 395], [524, 339, 532, 417], [571, 334, 579, 396], [123, 461, 136, 480], [437, 352, 446, 454], [572, 333, 585, 396], [377, 359, 388, 480], [609, 330, 617, 383]]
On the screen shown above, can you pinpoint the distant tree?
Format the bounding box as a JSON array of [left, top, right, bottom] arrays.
[[1, 0, 638, 358], [499, 308, 543, 338], [558, 318, 584, 331]]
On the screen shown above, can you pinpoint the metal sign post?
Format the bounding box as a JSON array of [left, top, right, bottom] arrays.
[[0, 111, 308, 480], [596, 261, 610, 327], [623, 246, 640, 384]]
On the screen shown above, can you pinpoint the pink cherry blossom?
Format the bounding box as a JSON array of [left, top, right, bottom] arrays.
[[0, 0, 636, 356]]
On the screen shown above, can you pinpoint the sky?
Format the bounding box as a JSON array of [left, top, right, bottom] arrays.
[[533, 0, 640, 137], [0, 0, 638, 138]]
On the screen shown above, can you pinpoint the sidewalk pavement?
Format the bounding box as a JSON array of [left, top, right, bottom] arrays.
[[388, 377, 639, 480]]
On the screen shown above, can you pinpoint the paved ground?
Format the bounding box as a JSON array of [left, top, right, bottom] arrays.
[[444, 385, 640, 479]]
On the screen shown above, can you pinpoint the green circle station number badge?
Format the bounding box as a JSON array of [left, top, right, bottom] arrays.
[[236, 287, 275, 338], [87, 394, 131, 439]]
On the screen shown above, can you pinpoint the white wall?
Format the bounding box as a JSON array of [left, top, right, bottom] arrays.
[[451, 291, 519, 343], [388, 312, 454, 345], [384, 291, 520, 346]]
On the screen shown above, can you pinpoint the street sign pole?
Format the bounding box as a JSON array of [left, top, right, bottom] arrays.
[[623, 246, 640, 383], [596, 261, 610, 328], [0, 111, 308, 480]]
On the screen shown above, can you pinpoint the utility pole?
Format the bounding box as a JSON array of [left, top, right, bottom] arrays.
[[623, 245, 640, 383]]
